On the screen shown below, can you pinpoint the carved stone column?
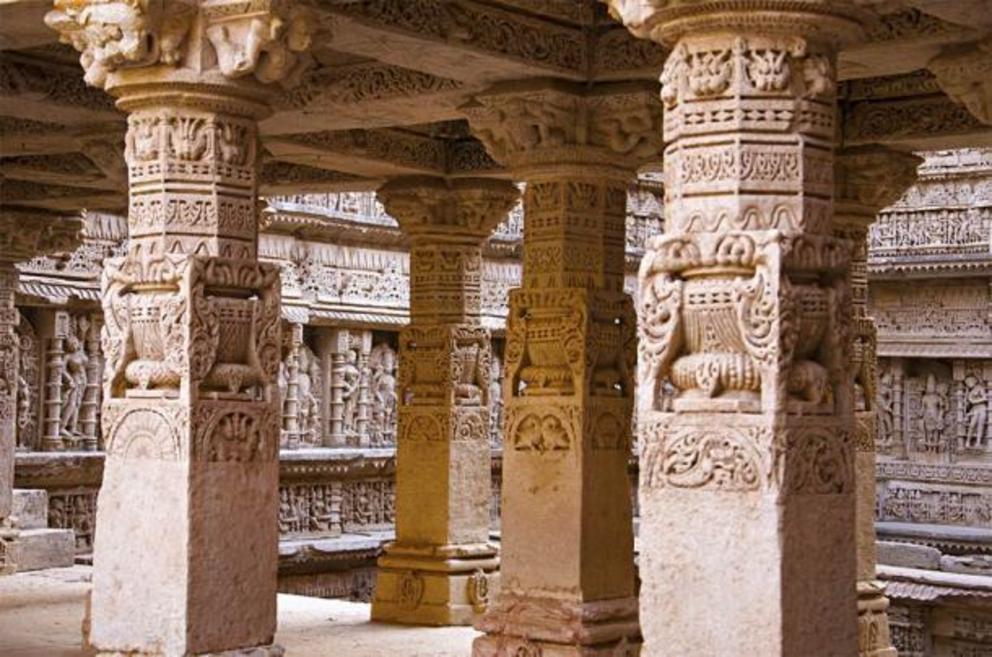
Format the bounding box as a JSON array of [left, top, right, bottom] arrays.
[[46, 1, 312, 653], [371, 176, 519, 626], [0, 209, 80, 573], [465, 82, 662, 656], [609, 2, 873, 655], [836, 147, 920, 657], [282, 323, 304, 450]]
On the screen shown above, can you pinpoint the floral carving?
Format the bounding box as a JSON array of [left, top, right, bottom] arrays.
[[643, 427, 766, 492]]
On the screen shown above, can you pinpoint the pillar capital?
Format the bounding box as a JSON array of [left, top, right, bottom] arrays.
[[45, 0, 315, 113], [835, 147, 922, 229], [463, 80, 663, 178], [929, 38, 992, 126], [378, 176, 520, 244], [604, 0, 872, 48], [0, 210, 81, 267]]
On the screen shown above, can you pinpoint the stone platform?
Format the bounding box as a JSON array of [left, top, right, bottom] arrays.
[[0, 566, 478, 657], [7, 489, 75, 573]]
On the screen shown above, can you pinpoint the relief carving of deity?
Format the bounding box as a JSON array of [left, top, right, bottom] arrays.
[[490, 355, 503, 447], [919, 374, 947, 453], [297, 345, 321, 447], [876, 371, 895, 450], [965, 375, 989, 449], [369, 343, 397, 447], [59, 334, 88, 441], [340, 349, 361, 437]]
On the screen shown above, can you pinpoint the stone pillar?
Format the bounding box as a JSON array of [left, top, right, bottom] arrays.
[[42, 311, 69, 452], [0, 210, 80, 573], [609, 2, 874, 655], [371, 176, 518, 626], [81, 313, 103, 451], [465, 82, 662, 656], [283, 324, 304, 450], [835, 147, 920, 657], [46, 1, 312, 653]]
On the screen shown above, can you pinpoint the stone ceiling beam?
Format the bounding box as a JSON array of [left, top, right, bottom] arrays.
[[0, 178, 123, 212], [0, 57, 121, 125], [265, 128, 505, 180], [844, 92, 992, 149], [324, 0, 589, 83], [839, 7, 982, 81], [259, 160, 377, 196], [263, 62, 476, 135], [265, 128, 448, 178]]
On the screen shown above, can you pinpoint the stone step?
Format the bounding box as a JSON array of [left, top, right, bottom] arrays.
[[12, 489, 49, 530], [6, 528, 75, 572]]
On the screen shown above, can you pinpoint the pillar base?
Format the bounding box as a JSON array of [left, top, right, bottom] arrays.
[[371, 542, 499, 626], [857, 580, 898, 657], [473, 594, 641, 657]]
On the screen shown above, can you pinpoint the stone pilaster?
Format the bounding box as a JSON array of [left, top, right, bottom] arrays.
[[835, 147, 921, 657], [609, 2, 873, 655], [46, 1, 313, 653], [371, 176, 518, 626], [0, 209, 81, 573], [465, 81, 662, 656]]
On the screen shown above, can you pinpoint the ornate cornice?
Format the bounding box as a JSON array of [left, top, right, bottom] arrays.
[[929, 39, 992, 126], [462, 80, 663, 175], [0, 209, 82, 265], [377, 176, 520, 242]]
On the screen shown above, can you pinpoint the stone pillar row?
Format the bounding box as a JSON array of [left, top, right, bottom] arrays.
[[46, 0, 313, 654], [465, 81, 663, 656], [835, 147, 921, 657], [608, 2, 881, 655], [372, 176, 519, 625], [0, 210, 81, 574]]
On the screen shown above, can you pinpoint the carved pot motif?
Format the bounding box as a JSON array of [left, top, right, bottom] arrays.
[[125, 291, 182, 390], [673, 276, 760, 397], [453, 342, 481, 404], [792, 282, 828, 361], [519, 310, 573, 395], [203, 297, 263, 394]]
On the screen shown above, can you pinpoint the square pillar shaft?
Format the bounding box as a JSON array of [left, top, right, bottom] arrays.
[[611, 5, 877, 655], [465, 81, 664, 656], [372, 176, 518, 626]]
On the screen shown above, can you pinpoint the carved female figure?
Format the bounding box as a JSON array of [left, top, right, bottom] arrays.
[[340, 349, 361, 436], [965, 375, 988, 449], [60, 335, 88, 440], [369, 344, 397, 446], [920, 374, 946, 452], [876, 371, 895, 449]]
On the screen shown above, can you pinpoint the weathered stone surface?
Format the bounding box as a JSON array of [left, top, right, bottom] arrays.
[[877, 541, 942, 570], [11, 489, 48, 530], [6, 528, 74, 571]]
